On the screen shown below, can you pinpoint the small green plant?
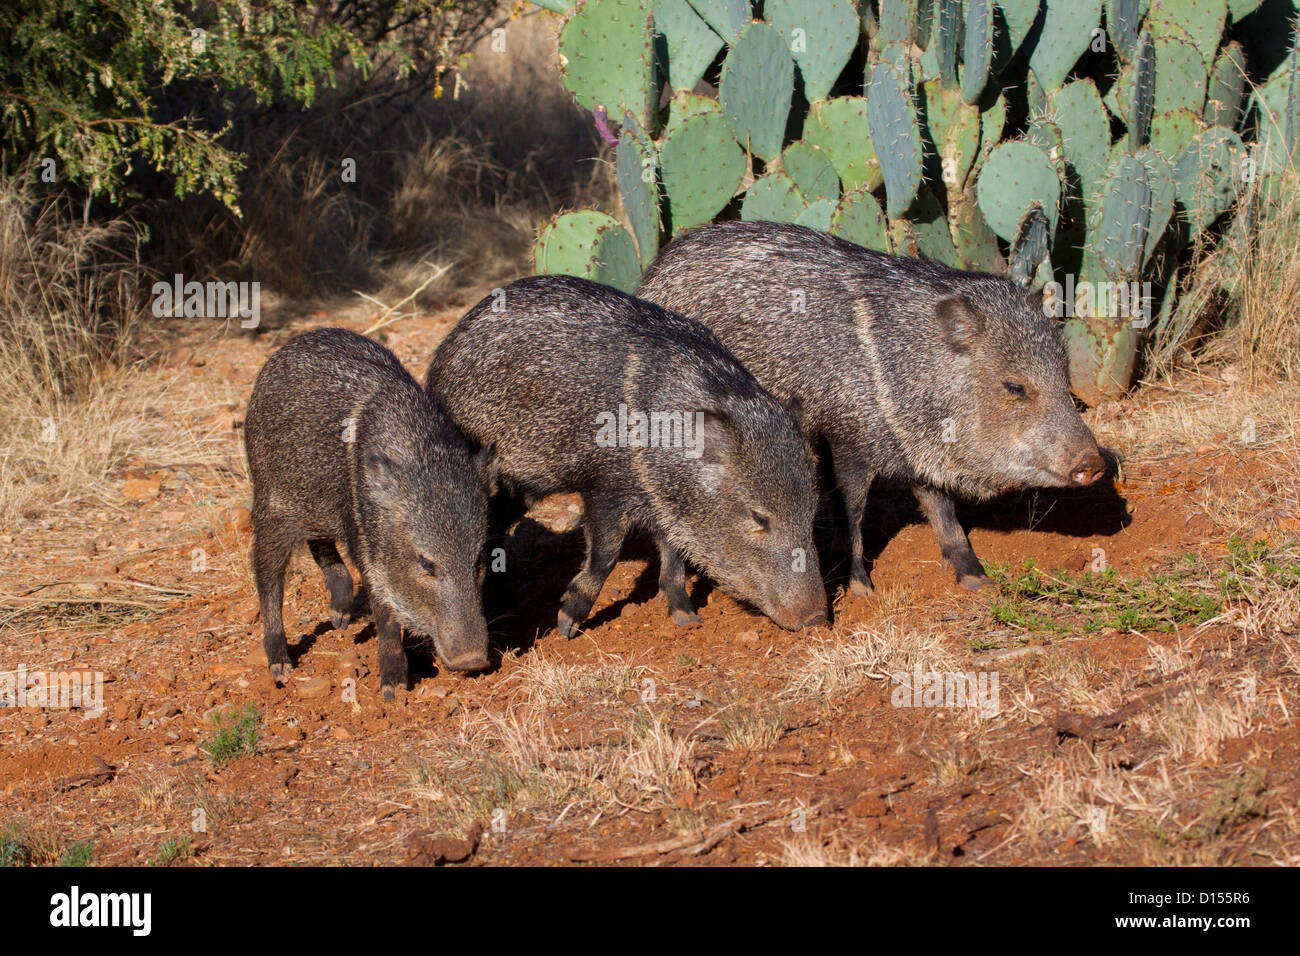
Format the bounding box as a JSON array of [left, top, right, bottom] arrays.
[[200, 703, 261, 765], [0, 825, 31, 867], [57, 840, 94, 867], [150, 835, 194, 867]]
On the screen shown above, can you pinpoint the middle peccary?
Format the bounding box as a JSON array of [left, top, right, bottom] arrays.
[[424, 274, 827, 635], [637, 220, 1106, 593]]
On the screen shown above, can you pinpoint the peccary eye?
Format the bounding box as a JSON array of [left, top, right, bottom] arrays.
[[1003, 381, 1027, 398], [418, 555, 438, 578], [750, 510, 771, 534]]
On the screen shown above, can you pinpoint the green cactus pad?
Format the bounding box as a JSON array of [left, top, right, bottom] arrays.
[[559, 0, 656, 132], [976, 141, 1062, 242], [1173, 126, 1247, 233], [1135, 147, 1176, 262], [976, 92, 1008, 170], [802, 97, 883, 190], [767, 0, 860, 103], [934, 0, 960, 87], [664, 91, 720, 134], [1026, 117, 1068, 177], [534, 210, 643, 293], [654, 0, 725, 95], [1110, 35, 1208, 120], [1050, 80, 1111, 195], [961, 0, 994, 104], [685, 0, 750, 43], [1149, 109, 1208, 160], [830, 186, 890, 251], [1008, 205, 1052, 286], [924, 81, 982, 193], [616, 125, 661, 266], [867, 58, 925, 218], [719, 21, 795, 161], [741, 171, 810, 223], [1227, 0, 1262, 18], [877, 0, 919, 48], [795, 197, 837, 231], [1089, 153, 1153, 282], [1204, 41, 1247, 128], [1029, 0, 1103, 91], [1146, 0, 1227, 65], [908, 185, 963, 267], [780, 140, 841, 200], [1000, 0, 1042, 57], [1106, 0, 1143, 59], [950, 189, 1006, 272], [659, 101, 747, 233]]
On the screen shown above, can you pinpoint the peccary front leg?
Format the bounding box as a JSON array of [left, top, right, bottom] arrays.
[[374, 602, 408, 700], [308, 539, 353, 629], [913, 484, 991, 590], [252, 513, 295, 683], [556, 500, 624, 638], [657, 538, 700, 627], [833, 446, 875, 596]]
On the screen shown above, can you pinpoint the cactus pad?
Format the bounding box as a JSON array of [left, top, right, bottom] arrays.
[[831, 186, 890, 251], [741, 171, 810, 223], [767, 0, 860, 103], [1051, 80, 1111, 195], [867, 58, 925, 218], [684, 0, 750, 43], [780, 140, 841, 200], [961, 0, 994, 105], [559, 0, 656, 132], [654, 0, 725, 95], [534, 210, 642, 293], [802, 97, 883, 190], [719, 20, 795, 160], [1029, 0, 1103, 91], [976, 141, 1062, 242], [1173, 126, 1247, 233], [616, 124, 661, 266], [659, 100, 747, 232]]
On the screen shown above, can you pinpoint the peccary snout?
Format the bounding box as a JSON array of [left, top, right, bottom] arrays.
[[1068, 446, 1107, 486]]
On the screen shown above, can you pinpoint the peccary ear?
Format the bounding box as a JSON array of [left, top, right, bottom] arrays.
[[695, 410, 737, 493], [785, 395, 805, 429], [363, 450, 403, 499], [474, 442, 501, 496], [935, 296, 984, 352]]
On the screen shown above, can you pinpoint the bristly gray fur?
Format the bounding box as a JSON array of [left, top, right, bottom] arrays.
[[245, 327, 491, 693], [425, 274, 827, 633], [637, 220, 1104, 592]]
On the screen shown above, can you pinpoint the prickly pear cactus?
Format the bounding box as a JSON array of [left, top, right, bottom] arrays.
[[530, 0, 1299, 402]]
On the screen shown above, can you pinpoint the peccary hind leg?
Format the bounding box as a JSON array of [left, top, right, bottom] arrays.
[[657, 539, 700, 627], [309, 539, 353, 629], [252, 512, 295, 682], [556, 499, 624, 638], [913, 484, 991, 589], [833, 445, 876, 596], [374, 602, 408, 700]]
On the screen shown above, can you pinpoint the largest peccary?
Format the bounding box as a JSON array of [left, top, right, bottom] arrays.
[[244, 328, 493, 699], [637, 220, 1105, 593], [424, 275, 826, 635]]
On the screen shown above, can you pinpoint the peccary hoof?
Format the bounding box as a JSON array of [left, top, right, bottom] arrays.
[[848, 578, 874, 598], [381, 684, 396, 701], [268, 661, 293, 684], [959, 573, 993, 591], [670, 608, 702, 627], [556, 610, 582, 639], [330, 608, 352, 630]]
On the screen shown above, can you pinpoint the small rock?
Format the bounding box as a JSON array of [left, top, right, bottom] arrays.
[[221, 506, 252, 534], [121, 477, 162, 502], [295, 676, 331, 700]]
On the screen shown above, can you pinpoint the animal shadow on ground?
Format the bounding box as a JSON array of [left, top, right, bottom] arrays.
[[819, 448, 1131, 601]]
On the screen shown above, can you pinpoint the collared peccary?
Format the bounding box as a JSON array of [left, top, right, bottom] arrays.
[[637, 220, 1106, 593], [244, 328, 494, 699], [424, 274, 826, 635]]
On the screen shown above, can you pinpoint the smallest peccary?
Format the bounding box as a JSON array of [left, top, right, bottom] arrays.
[[244, 328, 494, 698]]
